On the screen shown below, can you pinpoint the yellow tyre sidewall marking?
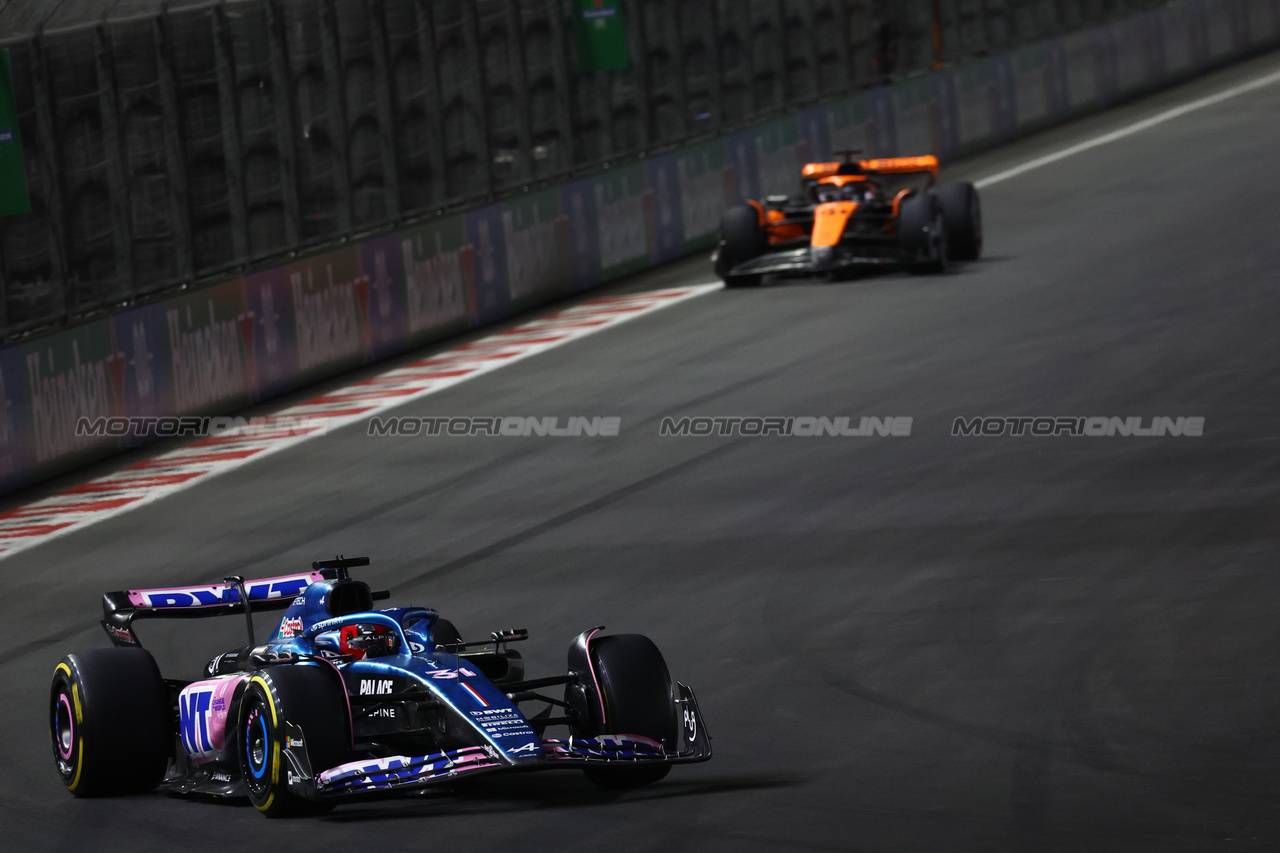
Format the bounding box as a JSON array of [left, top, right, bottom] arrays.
[[53, 662, 85, 791], [248, 675, 281, 812]]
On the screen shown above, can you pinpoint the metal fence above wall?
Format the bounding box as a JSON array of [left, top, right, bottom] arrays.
[[0, 0, 1171, 342]]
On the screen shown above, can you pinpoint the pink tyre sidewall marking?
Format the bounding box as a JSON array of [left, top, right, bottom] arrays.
[[55, 692, 74, 760]]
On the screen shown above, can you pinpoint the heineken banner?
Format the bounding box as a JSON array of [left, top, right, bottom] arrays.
[[397, 214, 475, 347], [500, 189, 572, 308], [670, 139, 732, 254], [0, 50, 31, 218]]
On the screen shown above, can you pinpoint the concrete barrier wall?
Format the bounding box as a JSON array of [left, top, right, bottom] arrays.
[[1, 0, 1276, 496]]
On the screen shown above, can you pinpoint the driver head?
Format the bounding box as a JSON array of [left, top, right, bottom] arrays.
[[339, 623, 400, 660]]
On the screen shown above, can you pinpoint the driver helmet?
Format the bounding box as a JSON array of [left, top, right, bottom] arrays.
[[339, 623, 400, 660]]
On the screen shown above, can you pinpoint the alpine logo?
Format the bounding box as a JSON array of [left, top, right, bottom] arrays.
[[509, 742, 538, 755], [359, 679, 393, 695]]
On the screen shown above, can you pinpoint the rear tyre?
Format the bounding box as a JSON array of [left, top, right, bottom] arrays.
[[715, 205, 765, 288], [50, 649, 170, 797], [898, 191, 948, 275], [933, 182, 982, 261], [574, 634, 677, 789], [239, 665, 349, 817]]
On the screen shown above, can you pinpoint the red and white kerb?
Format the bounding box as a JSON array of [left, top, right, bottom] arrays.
[[0, 284, 719, 560]]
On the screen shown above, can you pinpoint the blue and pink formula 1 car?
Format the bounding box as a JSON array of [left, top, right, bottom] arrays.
[[49, 557, 710, 815]]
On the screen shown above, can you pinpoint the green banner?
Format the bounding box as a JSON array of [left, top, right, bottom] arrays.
[[574, 0, 630, 72], [0, 50, 31, 217]]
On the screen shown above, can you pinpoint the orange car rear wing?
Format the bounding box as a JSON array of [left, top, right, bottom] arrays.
[[858, 156, 939, 178], [801, 162, 843, 180], [801, 155, 939, 183]]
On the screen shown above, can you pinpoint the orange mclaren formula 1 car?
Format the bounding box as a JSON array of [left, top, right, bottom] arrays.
[[713, 151, 981, 287]]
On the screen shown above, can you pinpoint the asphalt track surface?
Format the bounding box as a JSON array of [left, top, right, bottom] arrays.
[[4, 52, 1280, 852]]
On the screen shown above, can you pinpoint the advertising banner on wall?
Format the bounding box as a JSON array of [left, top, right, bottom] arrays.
[[822, 88, 894, 159], [1062, 30, 1103, 112], [644, 153, 684, 264], [243, 267, 298, 401], [282, 248, 366, 388], [1112, 13, 1162, 95], [951, 58, 1016, 154], [0, 345, 31, 493], [725, 129, 758, 206], [398, 214, 475, 347], [751, 116, 808, 200], [1164, 1, 1209, 76], [465, 205, 510, 324], [17, 319, 121, 473], [591, 163, 653, 281], [111, 302, 172, 427], [1204, 0, 1244, 58], [501, 189, 572, 307], [559, 177, 601, 291], [671, 138, 730, 254], [892, 74, 955, 161], [359, 234, 410, 363], [798, 106, 831, 165], [1010, 43, 1053, 130], [1245, 0, 1280, 45], [162, 278, 253, 416]]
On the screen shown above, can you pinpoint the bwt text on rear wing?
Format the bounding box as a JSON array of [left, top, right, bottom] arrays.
[[100, 557, 385, 648]]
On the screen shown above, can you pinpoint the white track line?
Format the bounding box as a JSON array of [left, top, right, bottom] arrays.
[[975, 67, 1280, 189], [0, 283, 721, 561]]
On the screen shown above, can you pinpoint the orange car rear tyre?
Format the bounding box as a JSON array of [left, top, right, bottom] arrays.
[[934, 182, 982, 261]]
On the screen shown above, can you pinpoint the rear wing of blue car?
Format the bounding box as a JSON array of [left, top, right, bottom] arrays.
[[101, 557, 382, 648]]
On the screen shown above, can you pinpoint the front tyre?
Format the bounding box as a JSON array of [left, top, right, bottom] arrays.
[[898, 191, 948, 275], [574, 634, 678, 789], [239, 665, 349, 817], [50, 649, 170, 797], [715, 205, 765, 288]]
